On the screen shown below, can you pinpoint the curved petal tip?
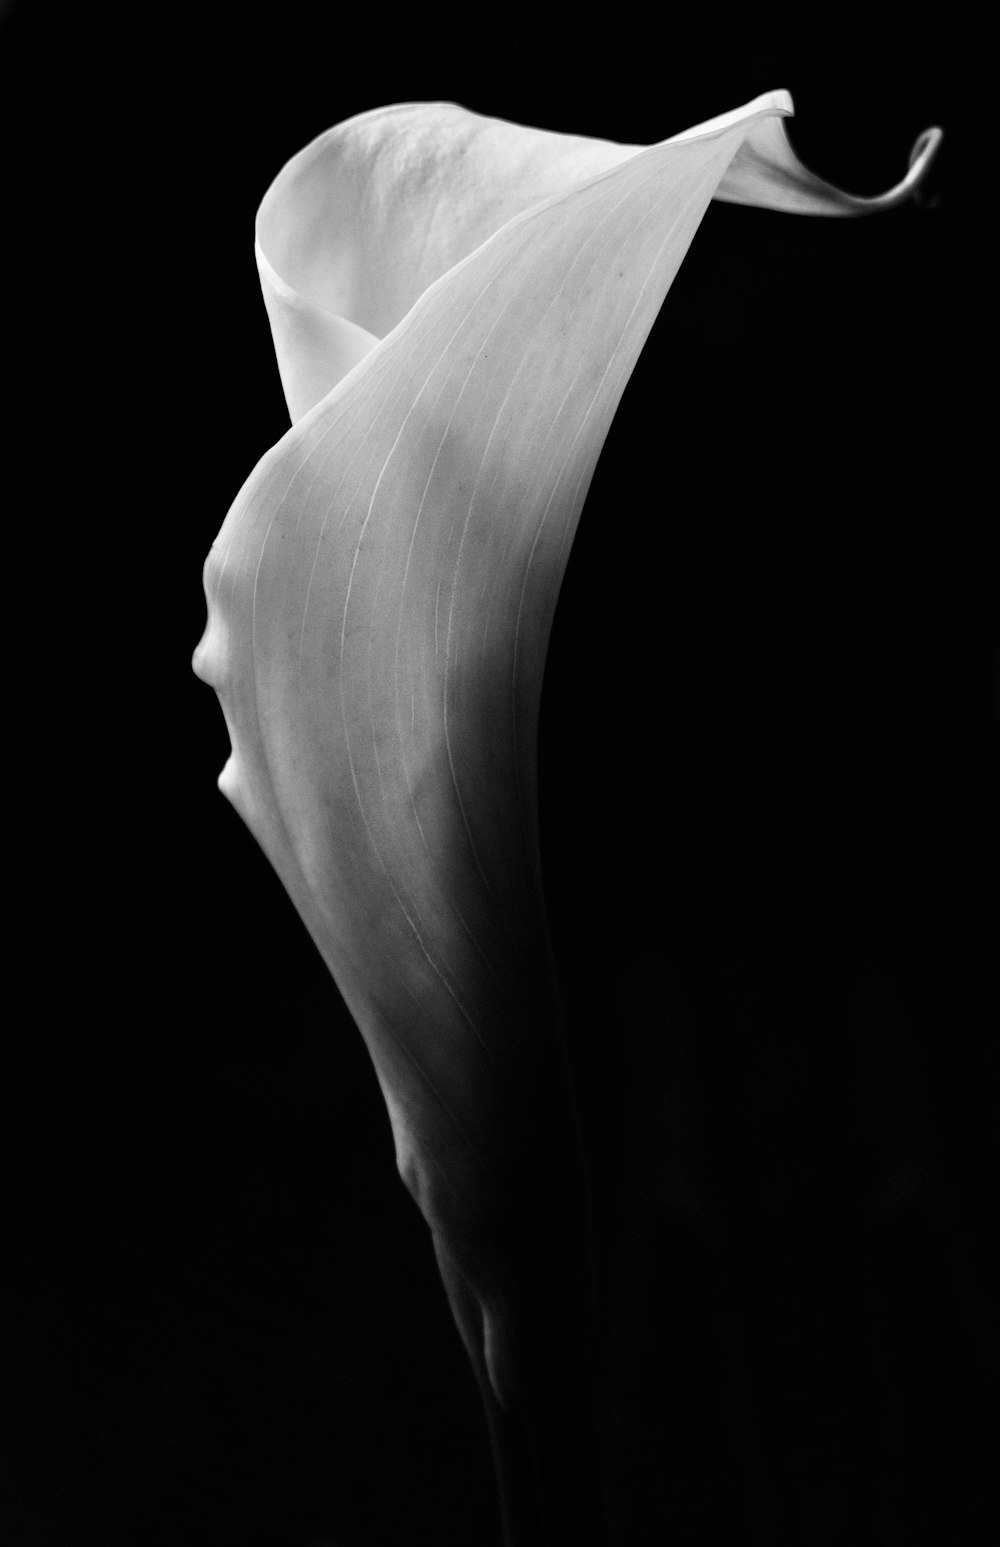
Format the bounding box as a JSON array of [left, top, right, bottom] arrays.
[[715, 109, 944, 217], [907, 125, 943, 203]]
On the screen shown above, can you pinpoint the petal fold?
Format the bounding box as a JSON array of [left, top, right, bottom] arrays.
[[255, 93, 941, 421]]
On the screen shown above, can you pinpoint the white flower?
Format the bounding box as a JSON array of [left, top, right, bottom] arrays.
[[194, 91, 939, 1539]]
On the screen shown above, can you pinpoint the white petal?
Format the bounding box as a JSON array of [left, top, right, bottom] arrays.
[[255, 93, 940, 421]]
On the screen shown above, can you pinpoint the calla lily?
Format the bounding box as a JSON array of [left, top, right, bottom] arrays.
[[194, 92, 940, 1543]]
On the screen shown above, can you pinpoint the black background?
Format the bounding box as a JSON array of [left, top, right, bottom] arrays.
[[3, 3, 996, 1543]]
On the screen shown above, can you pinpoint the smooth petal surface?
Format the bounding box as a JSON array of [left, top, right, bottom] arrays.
[[197, 91, 942, 1433], [255, 92, 941, 421]]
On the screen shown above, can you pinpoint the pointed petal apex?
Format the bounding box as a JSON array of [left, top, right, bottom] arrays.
[[715, 110, 944, 215]]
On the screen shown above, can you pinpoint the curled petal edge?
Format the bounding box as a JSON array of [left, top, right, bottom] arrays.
[[253, 91, 942, 422]]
